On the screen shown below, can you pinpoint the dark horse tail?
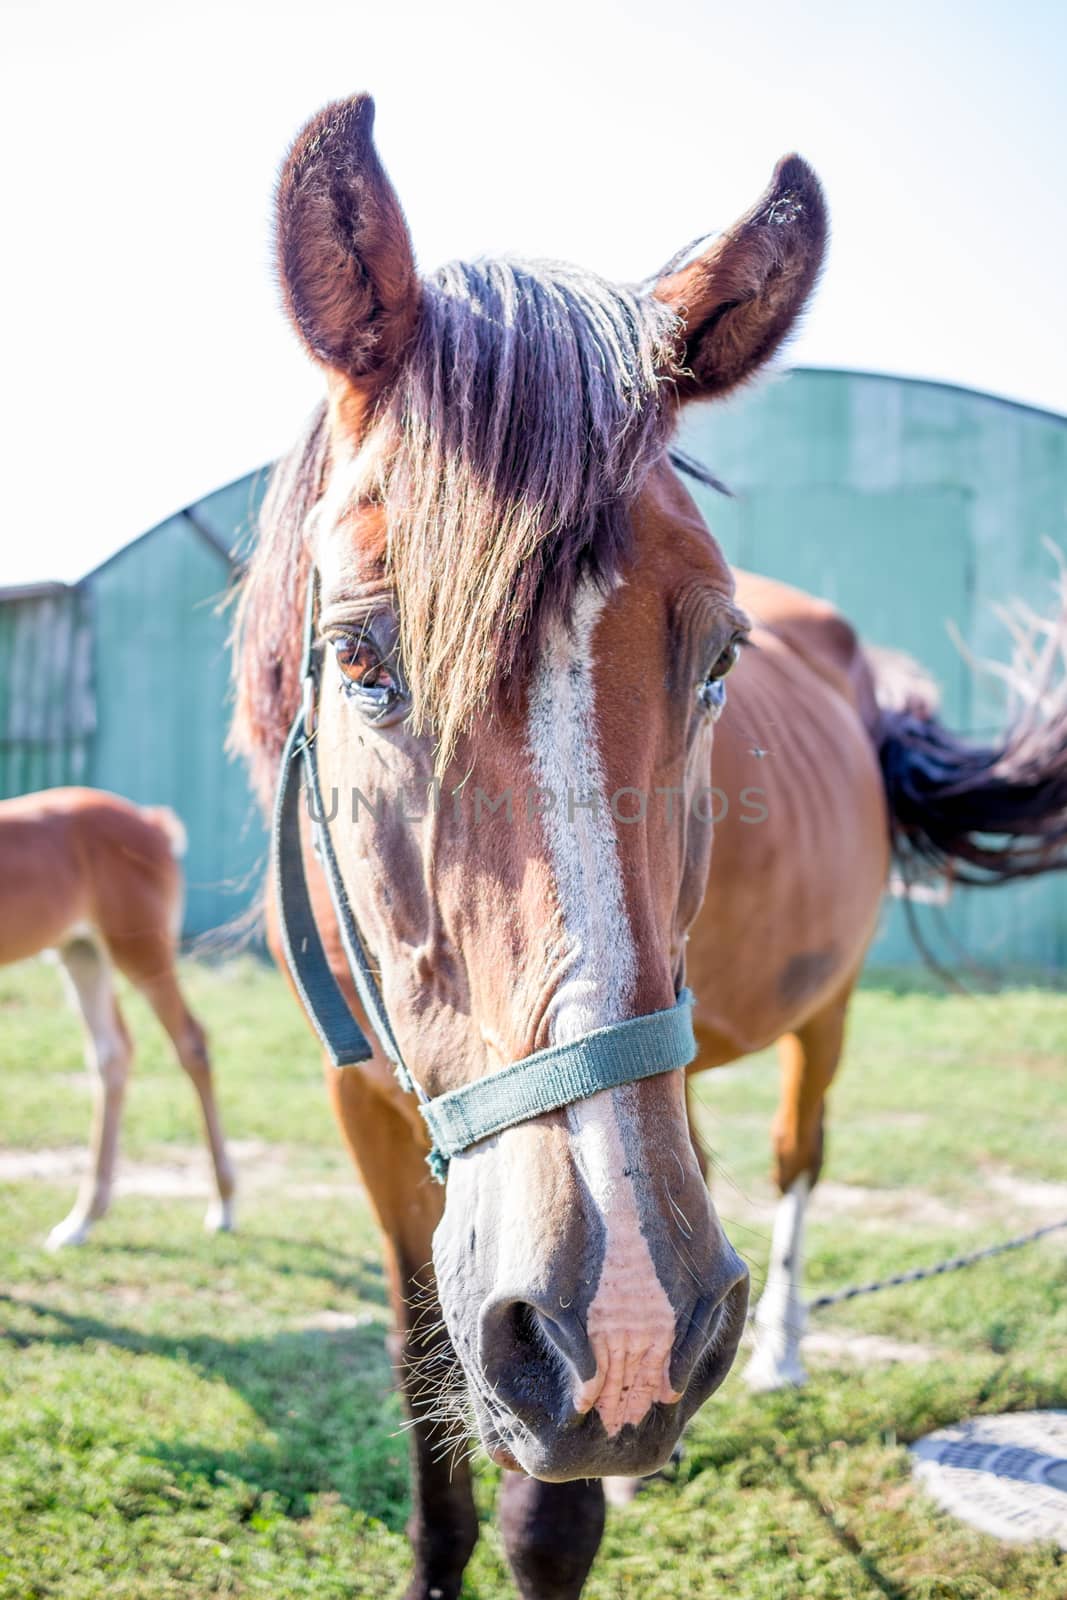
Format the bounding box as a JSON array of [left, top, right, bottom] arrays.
[[867, 606, 1067, 889]]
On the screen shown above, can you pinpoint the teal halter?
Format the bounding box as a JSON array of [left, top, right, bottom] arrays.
[[271, 571, 697, 1182]]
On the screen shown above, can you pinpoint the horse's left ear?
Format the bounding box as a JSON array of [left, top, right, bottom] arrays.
[[275, 94, 420, 394], [653, 155, 827, 400]]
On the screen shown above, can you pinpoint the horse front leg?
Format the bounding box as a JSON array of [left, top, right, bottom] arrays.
[[128, 964, 236, 1235], [325, 1064, 479, 1600], [745, 984, 853, 1391], [499, 1475, 606, 1600], [47, 936, 133, 1249]]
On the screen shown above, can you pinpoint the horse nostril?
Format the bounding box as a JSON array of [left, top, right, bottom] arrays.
[[479, 1297, 595, 1424], [670, 1260, 750, 1393], [529, 1306, 597, 1379], [670, 1294, 722, 1392]]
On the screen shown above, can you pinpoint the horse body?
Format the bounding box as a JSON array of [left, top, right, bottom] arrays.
[[0, 788, 235, 1247], [679, 573, 889, 1389], [236, 95, 1067, 1599], [693, 569, 888, 1062]]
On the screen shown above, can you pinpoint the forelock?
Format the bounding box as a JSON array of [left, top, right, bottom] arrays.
[[379, 258, 682, 761]]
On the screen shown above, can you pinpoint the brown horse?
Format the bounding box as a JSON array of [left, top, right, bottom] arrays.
[[0, 788, 235, 1247], [233, 95, 1067, 1600]]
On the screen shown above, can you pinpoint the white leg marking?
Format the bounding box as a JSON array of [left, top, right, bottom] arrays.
[[47, 938, 131, 1250], [203, 1195, 236, 1234], [745, 1174, 810, 1390], [527, 581, 678, 1433]]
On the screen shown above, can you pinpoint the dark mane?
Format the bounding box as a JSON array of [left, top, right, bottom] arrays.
[[231, 405, 328, 807], [232, 257, 683, 793]]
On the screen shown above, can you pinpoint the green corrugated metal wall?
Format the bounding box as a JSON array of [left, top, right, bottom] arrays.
[[678, 369, 1067, 969], [0, 584, 94, 795], [88, 512, 266, 937], [0, 475, 268, 940]]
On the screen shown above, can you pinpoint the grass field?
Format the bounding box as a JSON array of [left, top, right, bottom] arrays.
[[1, 956, 1065, 1599]]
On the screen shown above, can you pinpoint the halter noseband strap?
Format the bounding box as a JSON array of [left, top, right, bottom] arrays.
[[271, 569, 697, 1182], [421, 991, 696, 1167]]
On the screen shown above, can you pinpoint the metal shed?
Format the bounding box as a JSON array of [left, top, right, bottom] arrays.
[[0, 473, 269, 938]]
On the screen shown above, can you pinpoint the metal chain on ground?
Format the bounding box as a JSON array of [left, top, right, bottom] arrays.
[[807, 1217, 1067, 1313]]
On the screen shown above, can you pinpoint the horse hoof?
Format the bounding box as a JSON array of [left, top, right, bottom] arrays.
[[743, 1351, 808, 1392], [45, 1216, 91, 1250], [204, 1199, 236, 1234], [603, 1476, 643, 1507], [603, 1438, 684, 1506]]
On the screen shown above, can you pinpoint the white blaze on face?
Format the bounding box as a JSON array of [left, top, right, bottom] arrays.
[[527, 581, 680, 1436]]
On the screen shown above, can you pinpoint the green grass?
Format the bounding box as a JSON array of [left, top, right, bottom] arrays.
[[1, 957, 1065, 1598]]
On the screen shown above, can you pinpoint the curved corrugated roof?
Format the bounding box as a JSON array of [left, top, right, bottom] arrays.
[[3, 368, 1062, 596]]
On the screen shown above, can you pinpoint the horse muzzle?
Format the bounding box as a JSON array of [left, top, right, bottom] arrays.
[[468, 1260, 749, 1481]]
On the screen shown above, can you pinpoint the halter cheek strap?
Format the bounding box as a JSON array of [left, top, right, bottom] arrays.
[[271, 571, 408, 1076], [271, 570, 697, 1182]]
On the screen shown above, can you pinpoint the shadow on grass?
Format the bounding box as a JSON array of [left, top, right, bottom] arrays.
[[86, 1234, 390, 1306], [0, 1291, 411, 1529], [783, 1458, 907, 1600], [686, 1361, 1067, 1490]]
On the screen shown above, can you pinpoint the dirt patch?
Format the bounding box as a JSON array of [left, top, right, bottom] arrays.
[[0, 1140, 360, 1202], [713, 1179, 973, 1236], [0, 1148, 94, 1183], [811, 1182, 972, 1232], [861, 1111, 931, 1130], [985, 1172, 1067, 1217], [805, 1328, 939, 1366], [287, 1181, 359, 1200], [298, 1309, 380, 1332]]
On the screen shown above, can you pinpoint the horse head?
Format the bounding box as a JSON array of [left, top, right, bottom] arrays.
[[242, 94, 827, 1480]]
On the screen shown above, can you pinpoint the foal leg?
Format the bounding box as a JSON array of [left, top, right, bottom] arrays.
[[139, 968, 235, 1232], [325, 1066, 479, 1600], [47, 936, 132, 1249], [744, 987, 851, 1391], [108, 935, 236, 1233], [500, 1476, 606, 1600]]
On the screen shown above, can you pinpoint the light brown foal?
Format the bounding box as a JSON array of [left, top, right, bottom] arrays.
[[0, 787, 235, 1247]]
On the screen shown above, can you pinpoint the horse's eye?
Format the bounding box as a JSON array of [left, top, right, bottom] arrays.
[[329, 631, 402, 716], [697, 636, 743, 716], [706, 639, 742, 683], [332, 634, 394, 688]]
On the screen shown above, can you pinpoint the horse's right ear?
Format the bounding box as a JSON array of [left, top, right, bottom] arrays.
[[275, 95, 419, 391]]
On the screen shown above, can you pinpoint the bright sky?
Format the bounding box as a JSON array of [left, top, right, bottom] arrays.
[[2, 0, 1064, 584]]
